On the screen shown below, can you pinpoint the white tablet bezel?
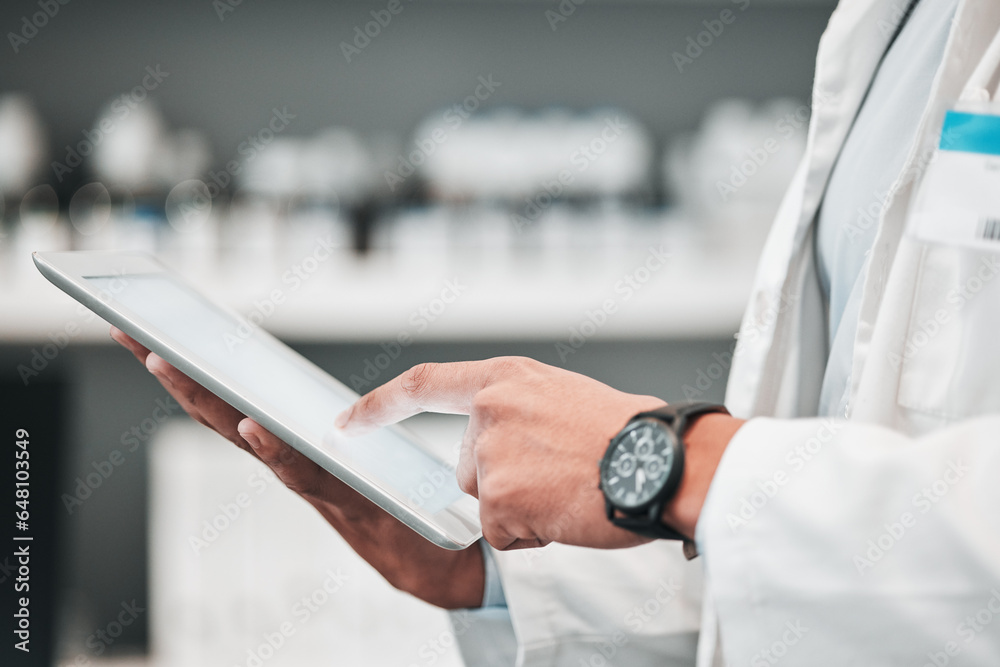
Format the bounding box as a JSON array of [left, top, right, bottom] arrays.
[[33, 250, 482, 550]]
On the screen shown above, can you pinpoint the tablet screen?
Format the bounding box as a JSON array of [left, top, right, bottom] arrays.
[[85, 274, 465, 515]]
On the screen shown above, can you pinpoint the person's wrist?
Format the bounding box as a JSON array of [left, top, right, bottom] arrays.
[[661, 412, 745, 539]]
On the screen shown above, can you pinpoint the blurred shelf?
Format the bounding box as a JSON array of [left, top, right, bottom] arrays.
[[0, 239, 756, 345]]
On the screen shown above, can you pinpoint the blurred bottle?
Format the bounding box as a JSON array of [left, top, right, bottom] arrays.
[[0, 93, 51, 277], [85, 100, 213, 259], [0, 94, 46, 194], [664, 98, 807, 253], [382, 107, 655, 266], [233, 128, 373, 271]]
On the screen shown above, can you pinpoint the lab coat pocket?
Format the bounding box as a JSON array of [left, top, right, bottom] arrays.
[[896, 242, 1000, 419]]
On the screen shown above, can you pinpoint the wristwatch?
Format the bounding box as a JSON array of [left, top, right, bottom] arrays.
[[599, 402, 729, 559]]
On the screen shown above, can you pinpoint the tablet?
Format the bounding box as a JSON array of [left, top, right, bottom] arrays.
[[33, 250, 481, 550]]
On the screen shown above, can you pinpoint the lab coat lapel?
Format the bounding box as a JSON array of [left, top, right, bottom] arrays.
[[727, 0, 899, 418]]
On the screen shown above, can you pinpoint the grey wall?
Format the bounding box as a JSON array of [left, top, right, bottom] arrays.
[[2, 0, 835, 172]]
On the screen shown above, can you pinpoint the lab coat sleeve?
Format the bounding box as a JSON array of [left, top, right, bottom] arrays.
[[480, 540, 508, 608], [697, 416, 1000, 665], [451, 540, 704, 666]]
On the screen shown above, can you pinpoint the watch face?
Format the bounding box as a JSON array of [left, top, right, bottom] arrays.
[[602, 418, 677, 510]]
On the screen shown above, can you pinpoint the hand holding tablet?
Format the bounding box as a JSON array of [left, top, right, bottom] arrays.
[[33, 251, 481, 550], [108, 327, 487, 610], [34, 249, 703, 610]]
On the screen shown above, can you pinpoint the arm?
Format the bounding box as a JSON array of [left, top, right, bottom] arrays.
[[696, 416, 1000, 664], [339, 356, 1000, 663], [121, 338, 714, 664], [332, 355, 733, 664], [335, 355, 745, 550]]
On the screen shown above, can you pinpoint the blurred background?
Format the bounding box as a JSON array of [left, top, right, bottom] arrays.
[[0, 0, 835, 664]]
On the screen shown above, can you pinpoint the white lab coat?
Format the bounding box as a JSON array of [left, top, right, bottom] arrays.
[[453, 1, 1000, 665]]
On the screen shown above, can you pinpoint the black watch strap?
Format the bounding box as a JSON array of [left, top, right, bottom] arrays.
[[607, 402, 730, 560], [614, 514, 699, 560], [611, 514, 688, 542], [632, 402, 729, 442]]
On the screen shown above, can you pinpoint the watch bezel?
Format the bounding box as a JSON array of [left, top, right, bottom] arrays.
[[599, 416, 685, 515]]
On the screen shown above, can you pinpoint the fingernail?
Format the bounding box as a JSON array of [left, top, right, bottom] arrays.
[[241, 430, 261, 450], [334, 409, 350, 429]]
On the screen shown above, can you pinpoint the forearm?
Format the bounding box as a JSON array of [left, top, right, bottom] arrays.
[[698, 415, 1000, 664], [662, 413, 747, 539]]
